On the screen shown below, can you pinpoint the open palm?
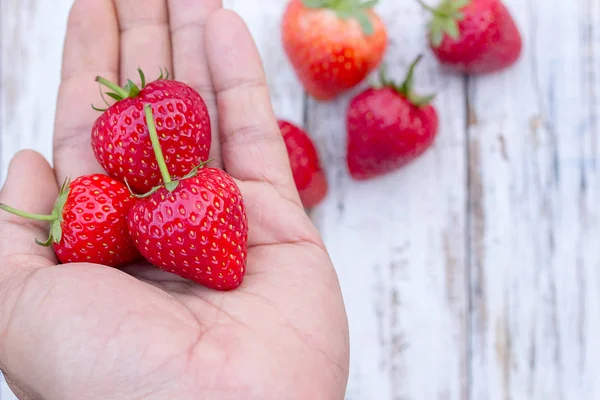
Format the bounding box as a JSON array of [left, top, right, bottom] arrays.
[[0, 1, 349, 399]]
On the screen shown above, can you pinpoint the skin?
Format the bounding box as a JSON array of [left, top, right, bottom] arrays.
[[0, 1, 349, 399]]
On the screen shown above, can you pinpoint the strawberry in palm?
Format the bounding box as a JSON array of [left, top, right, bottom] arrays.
[[0, 174, 140, 267], [281, 0, 388, 100], [92, 69, 211, 194], [346, 55, 439, 180], [418, 0, 522, 74], [127, 105, 248, 291]]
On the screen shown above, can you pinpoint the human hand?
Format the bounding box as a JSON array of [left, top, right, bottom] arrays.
[[0, 1, 349, 399]]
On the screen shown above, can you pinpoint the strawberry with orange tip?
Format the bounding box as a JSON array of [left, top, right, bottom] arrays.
[[281, 0, 388, 100]]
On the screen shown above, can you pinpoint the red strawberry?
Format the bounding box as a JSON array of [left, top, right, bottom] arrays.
[[418, 0, 522, 74], [281, 0, 388, 101], [278, 120, 328, 208], [91, 69, 211, 194], [0, 174, 141, 267], [346, 55, 439, 180], [127, 105, 248, 291]]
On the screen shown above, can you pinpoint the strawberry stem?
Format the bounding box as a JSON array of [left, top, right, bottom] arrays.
[[0, 177, 71, 246], [417, 0, 469, 47], [376, 55, 435, 107], [0, 204, 57, 221], [399, 55, 423, 94], [95, 76, 129, 99], [144, 104, 177, 191]]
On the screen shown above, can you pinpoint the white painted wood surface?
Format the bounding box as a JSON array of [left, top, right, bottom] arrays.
[[0, 0, 598, 399]]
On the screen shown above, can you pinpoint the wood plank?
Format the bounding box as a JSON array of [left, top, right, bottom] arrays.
[[468, 0, 600, 398], [306, 2, 469, 399], [0, 0, 72, 182]]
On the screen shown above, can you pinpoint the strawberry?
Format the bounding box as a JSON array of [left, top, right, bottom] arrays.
[[418, 0, 522, 74], [91, 69, 211, 194], [278, 120, 328, 208], [127, 105, 248, 291], [0, 174, 141, 267], [346, 55, 438, 180], [281, 0, 388, 101]]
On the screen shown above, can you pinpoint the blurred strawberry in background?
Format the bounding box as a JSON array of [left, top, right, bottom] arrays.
[[346, 56, 439, 180], [281, 0, 388, 101], [418, 0, 522, 74], [279, 120, 328, 208]]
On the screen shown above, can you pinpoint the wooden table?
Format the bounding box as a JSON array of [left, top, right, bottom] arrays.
[[1, 0, 598, 399]]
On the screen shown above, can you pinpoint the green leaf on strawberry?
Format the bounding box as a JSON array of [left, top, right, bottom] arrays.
[[376, 55, 435, 107], [94, 67, 170, 104], [302, 0, 380, 36], [96, 71, 143, 102], [138, 67, 147, 88], [416, 0, 470, 47]]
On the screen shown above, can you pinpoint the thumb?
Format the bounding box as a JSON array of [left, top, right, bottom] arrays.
[[0, 151, 59, 399], [0, 150, 59, 265]]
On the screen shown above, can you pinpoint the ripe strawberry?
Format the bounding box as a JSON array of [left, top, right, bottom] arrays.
[[127, 105, 248, 291], [281, 0, 388, 101], [91, 69, 211, 194], [418, 0, 522, 74], [346, 55, 439, 180], [0, 174, 141, 267], [278, 120, 328, 208]]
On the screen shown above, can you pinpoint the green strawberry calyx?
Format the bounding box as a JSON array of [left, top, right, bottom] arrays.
[[416, 0, 470, 47], [127, 104, 210, 198], [92, 67, 170, 112], [302, 0, 379, 36], [375, 55, 435, 107], [0, 177, 71, 247]]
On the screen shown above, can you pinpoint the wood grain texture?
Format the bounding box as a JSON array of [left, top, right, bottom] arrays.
[[0, 0, 71, 183], [1, 0, 599, 399], [468, 0, 600, 399], [306, 2, 468, 399]]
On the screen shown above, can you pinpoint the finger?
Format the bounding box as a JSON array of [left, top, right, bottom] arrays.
[[205, 10, 299, 204], [0, 150, 59, 265], [168, 0, 222, 168], [53, 0, 119, 183], [115, 0, 172, 84]]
